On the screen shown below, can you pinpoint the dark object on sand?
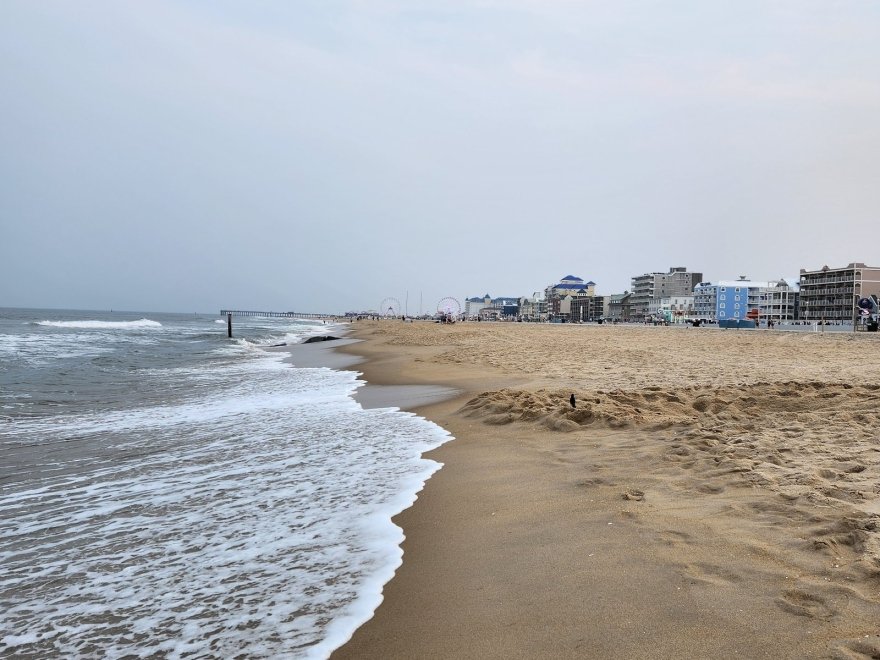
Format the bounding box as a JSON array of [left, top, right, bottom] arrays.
[[570, 393, 576, 408], [302, 336, 340, 344]]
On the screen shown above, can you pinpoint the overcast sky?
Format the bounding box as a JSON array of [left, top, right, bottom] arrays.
[[2, 1, 878, 314]]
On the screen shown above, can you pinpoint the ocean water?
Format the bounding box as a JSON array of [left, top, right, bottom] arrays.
[[0, 308, 451, 658]]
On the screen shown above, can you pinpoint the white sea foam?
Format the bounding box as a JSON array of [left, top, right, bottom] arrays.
[[35, 318, 162, 329], [0, 332, 115, 365], [211, 319, 344, 349], [0, 351, 451, 659]]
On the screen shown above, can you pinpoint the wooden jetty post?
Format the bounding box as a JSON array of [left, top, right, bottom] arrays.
[[227, 312, 233, 338]]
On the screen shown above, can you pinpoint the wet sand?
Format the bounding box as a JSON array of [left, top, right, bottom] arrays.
[[331, 321, 880, 659], [269, 337, 460, 410]]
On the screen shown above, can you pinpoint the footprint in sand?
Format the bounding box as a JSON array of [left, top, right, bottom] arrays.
[[775, 589, 838, 620], [828, 636, 880, 660], [575, 477, 615, 489], [680, 562, 743, 588], [657, 529, 694, 547]]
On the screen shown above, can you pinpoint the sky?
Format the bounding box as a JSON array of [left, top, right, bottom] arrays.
[[1, 1, 879, 315]]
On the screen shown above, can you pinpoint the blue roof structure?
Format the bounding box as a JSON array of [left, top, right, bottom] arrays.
[[549, 275, 596, 295]]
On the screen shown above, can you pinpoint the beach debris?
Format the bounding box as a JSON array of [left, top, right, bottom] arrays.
[[302, 336, 340, 344]]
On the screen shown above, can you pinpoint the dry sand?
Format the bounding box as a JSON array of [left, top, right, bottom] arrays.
[[330, 322, 880, 659]]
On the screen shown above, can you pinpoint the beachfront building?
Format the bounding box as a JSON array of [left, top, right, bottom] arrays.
[[544, 275, 598, 321], [798, 263, 880, 323], [763, 279, 800, 322], [465, 295, 520, 320], [518, 293, 546, 321], [630, 267, 702, 321], [570, 295, 606, 322], [545, 275, 596, 299], [648, 296, 695, 324], [480, 297, 520, 321], [693, 277, 798, 323], [606, 292, 631, 322], [465, 295, 492, 319]]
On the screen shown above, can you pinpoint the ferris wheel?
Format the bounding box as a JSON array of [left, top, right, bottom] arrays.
[[379, 297, 402, 317], [436, 296, 462, 318]]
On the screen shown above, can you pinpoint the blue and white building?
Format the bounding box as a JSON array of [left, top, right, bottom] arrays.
[[693, 277, 799, 322]]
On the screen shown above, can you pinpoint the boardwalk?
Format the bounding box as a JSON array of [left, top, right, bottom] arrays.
[[220, 309, 337, 320]]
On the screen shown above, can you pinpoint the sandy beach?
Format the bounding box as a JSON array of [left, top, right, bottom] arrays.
[[330, 321, 880, 659]]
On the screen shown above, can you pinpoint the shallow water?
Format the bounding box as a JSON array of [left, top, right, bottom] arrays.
[[0, 308, 450, 658]]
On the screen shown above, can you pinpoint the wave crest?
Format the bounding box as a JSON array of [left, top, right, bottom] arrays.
[[35, 319, 162, 330]]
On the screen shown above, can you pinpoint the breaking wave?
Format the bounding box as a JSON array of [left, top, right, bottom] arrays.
[[34, 319, 163, 329]]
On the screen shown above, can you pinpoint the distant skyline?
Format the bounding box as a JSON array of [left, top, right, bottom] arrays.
[[2, 1, 878, 314]]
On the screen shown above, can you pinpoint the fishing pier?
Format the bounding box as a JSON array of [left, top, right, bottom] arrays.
[[220, 309, 338, 338]]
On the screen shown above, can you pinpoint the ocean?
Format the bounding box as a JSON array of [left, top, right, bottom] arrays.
[[0, 308, 451, 658]]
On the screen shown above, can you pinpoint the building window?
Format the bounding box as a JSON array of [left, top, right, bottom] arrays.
[[720, 303, 726, 309]]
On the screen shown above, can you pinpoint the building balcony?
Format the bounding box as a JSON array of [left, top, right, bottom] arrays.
[[800, 275, 855, 286]]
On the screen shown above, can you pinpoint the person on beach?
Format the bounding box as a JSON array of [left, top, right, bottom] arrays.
[[570, 393, 576, 408]]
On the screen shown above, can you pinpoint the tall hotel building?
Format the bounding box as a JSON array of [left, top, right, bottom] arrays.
[[630, 267, 702, 321], [798, 263, 880, 322]]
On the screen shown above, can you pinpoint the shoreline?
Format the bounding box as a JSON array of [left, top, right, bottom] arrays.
[[267, 331, 463, 412], [265, 323, 465, 658], [326, 321, 880, 659]]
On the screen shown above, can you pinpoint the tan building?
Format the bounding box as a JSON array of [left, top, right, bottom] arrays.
[[798, 263, 880, 323], [630, 267, 702, 321], [544, 275, 597, 321]]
